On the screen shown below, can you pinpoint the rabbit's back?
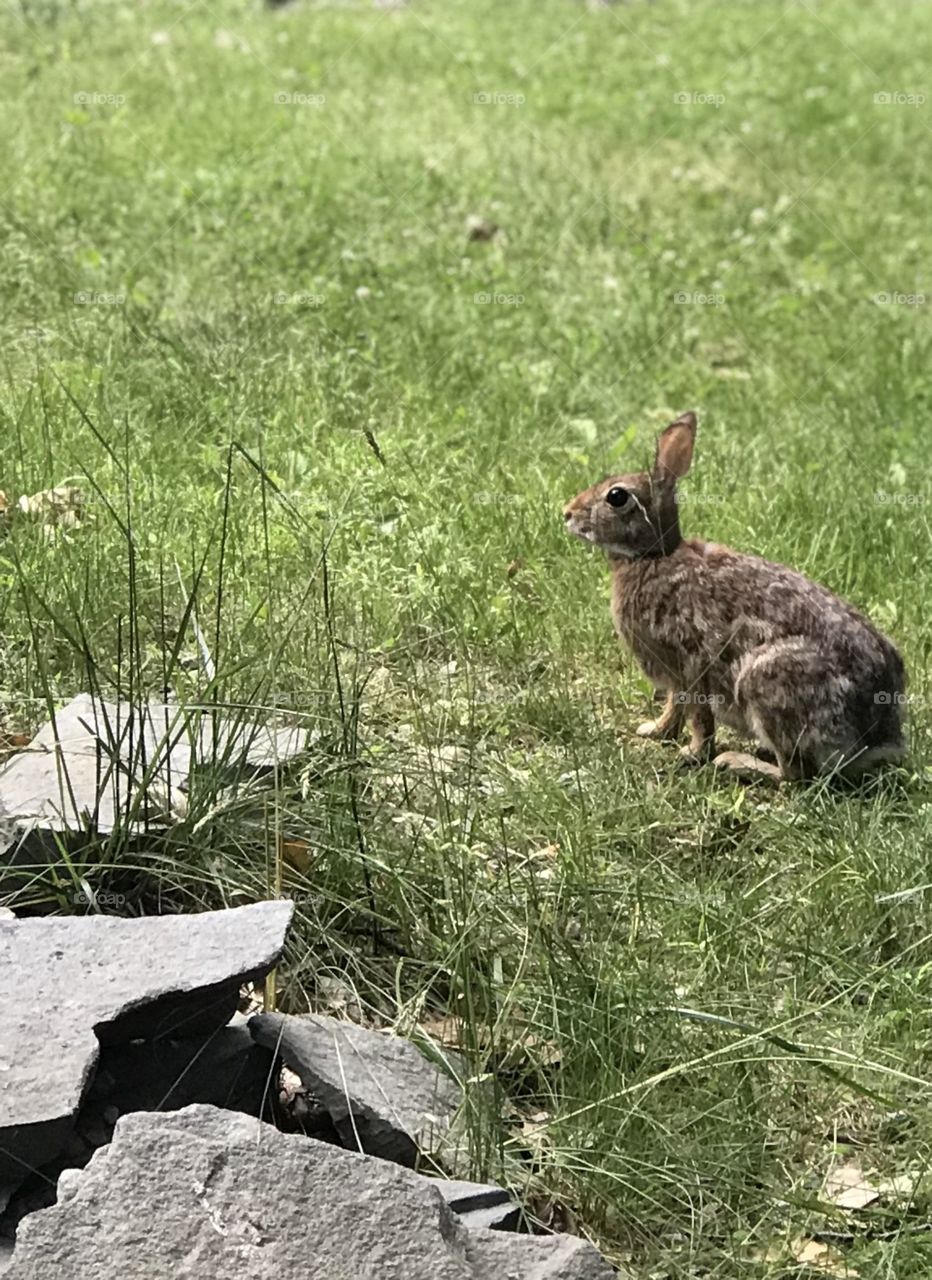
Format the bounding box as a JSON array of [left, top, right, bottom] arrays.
[[614, 539, 903, 701]]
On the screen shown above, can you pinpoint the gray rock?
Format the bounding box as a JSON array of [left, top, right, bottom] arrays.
[[0, 1026, 278, 1237], [433, 1177, 525, 1231], [0, 901, 293, 1187], [0, 693, 308, 856], [249, 1012, 462, 1167], [5, 1105, 614, 1279]]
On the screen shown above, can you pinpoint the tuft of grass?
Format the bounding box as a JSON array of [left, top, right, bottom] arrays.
[[2, 0, 932, 1273]]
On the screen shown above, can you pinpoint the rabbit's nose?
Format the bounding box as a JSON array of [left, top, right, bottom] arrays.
[[563, 509, 573, 522]]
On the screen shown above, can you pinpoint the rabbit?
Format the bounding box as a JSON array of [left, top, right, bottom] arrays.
[[563, 411, 906, 782]]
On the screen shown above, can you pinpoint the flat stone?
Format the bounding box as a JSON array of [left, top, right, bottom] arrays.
[[433, 1177, 524, 1231], [0, 1026, 279, 1239], [5, 1105, 614, 1279], [0, 693, 307, 853], [249, 1012, 462, 1167], [0, 901, 293, 1188]]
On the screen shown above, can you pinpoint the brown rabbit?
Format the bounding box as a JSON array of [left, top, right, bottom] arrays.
[[563, 412, 906, 781]]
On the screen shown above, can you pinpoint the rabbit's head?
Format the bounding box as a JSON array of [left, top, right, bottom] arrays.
[[563, 411, 696, 560]]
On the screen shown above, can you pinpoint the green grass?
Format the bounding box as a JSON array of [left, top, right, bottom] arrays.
[[2, 0, 932, 1273]]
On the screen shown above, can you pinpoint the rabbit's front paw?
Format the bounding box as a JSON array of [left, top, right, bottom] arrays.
[[678, 741, 717, 765], [637, 719, 680, 742]]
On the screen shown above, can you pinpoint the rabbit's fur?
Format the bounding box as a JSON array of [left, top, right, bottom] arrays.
[[564, 412, 906, 782]]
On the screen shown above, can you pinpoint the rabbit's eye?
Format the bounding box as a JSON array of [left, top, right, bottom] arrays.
[[605, 487, 629, 509]]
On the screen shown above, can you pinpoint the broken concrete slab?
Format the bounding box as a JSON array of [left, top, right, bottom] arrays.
[[433, 1177, 525, 1232], [0, 1026, 277, 1241], [0, 693, 308, 855], [5, 1105, 614, 1279], [0, 900, 292, 1188], [249, 1011, 462, 1167]]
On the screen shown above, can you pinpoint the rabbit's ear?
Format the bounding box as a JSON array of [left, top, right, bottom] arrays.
[[653, 411, 697, 481]]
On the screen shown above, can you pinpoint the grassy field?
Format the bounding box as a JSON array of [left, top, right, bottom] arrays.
[[2, 0, 932, 1273]]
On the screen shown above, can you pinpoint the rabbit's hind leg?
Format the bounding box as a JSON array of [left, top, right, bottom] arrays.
[[712, 750, 784, 783], [733, 639, 846, 782]]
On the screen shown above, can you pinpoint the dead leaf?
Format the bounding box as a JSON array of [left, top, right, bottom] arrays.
[[823, 1163, 880, 1211], [519, 1111, 550, 1135], [419, 1013, 470, 1048], [749, 1240, 790, 1264], [515, 1110, 552, 1159], [17, 483, 86, 529], [279, 837, 313, 873], [524, 1192, 575, 1235], [794, 1239, 858, 1277], [237, 981, 264, 1018], [316, 975, 365, 1023], [876, 1172, 923, 1200], [526, 842, 560, 863], [697, 339, 745, 367], [279, 1066, 305, 1106], [418, 1015, 560, 1070], [466, 214, 500, 242], [499, 1029, 561, 1070]]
